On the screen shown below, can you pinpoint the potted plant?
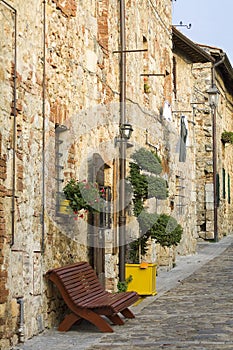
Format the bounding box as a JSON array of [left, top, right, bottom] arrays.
[[62, 178, 106, 219], [125, 148, 183, 295]]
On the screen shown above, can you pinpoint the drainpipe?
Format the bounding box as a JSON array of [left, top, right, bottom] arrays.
[[0, 0, 17, 247], [17, 297, 24, 343], [211, 54, 225, 87], [41, 0, 46, 253], [119, 0, 126, 282], [211, 54, 225, 242]]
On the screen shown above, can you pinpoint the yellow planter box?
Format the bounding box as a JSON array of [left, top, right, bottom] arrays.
[[125, 262, 157, 296], [59, 199, 71, 214]]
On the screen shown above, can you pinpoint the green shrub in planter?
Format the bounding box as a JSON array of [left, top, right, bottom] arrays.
[[127, 147, 183, 264]]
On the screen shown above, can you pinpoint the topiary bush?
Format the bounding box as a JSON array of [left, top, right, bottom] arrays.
[[131, 148, 162, 175], [150, 214, 183, 247], [146, 175, 168, 199], [127, 147, 183, 263]]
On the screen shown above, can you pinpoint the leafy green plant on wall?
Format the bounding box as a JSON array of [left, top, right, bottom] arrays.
[[63, 178, 106, 217], [221, 131, 233, 144], [127, 148, 183, 263]]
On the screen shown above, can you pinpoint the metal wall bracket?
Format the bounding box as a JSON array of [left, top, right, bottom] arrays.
[[174, 21, 191, 29]]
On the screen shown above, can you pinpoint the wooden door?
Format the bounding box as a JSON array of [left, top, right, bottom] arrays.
[[89, 153, 105, 287]]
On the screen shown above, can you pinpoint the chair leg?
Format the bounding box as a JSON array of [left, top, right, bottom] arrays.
[[75, 308, 114, 333], [107, 314, 124, 325], [120, 308, 135, 319], [58, 313, 82, 331]]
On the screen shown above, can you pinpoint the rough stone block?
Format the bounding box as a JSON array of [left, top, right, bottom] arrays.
[[33, 253, 42, 295], [205, 231, 214, 240], [0, 339, 10, 350], [205, 183, 213, 192], [11, 299, 19, 318], [53, 0, 77, 17], [0, 289, 9, 303], [206, 202, 214, 210], [205, 191, 214, 203], [206, 221, 214, 232], [0, 303, 6, 318], [86, 50, 97, 72], [11, 252, 24, 297]]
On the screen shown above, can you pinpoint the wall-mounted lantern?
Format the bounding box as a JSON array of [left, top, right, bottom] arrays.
[[115, 123, 133, 146], [207, 84, 220, 108], [120, 123, 133, 140]]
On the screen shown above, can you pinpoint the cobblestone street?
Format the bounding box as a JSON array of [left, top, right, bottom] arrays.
[[13, 235, 233, 350]]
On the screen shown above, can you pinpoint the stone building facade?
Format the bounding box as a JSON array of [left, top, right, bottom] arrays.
[[193, 47, 233, 240], [173, 27, 233, 240], [0, 0, 232, 348], [172, 27, 233, 240]]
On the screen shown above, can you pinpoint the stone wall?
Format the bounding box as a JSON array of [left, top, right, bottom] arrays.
[[172, 43, 233, 245], [0, 0, 173, 347], [191, 62, 214, 240], [170, 51, 198, 255]]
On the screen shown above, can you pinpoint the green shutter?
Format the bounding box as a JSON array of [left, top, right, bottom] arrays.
[[216, 173, 220, 207], [228, 174, 231, 204], [222, 168, 226, 199]]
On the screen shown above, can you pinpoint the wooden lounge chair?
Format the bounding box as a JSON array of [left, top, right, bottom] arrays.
[[46, 261, 139, 333]]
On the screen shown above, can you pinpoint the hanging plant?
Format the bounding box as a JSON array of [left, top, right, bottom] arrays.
[[221, 131, 233, 144], [63, 178, 106, 217]]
